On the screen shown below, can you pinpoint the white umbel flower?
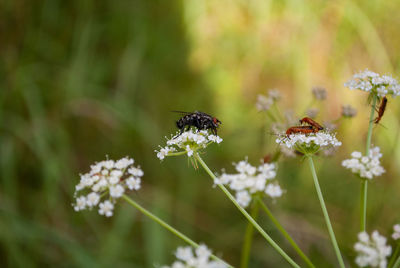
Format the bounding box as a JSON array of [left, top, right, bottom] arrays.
[[392, 224, 400, 240], [162, 245, 228, 268], [354, 231, 392, 268], [344, 69, 400, 97], [312, 87, 327, 100], [342, 147, 385, 180], [276, 131, 341, 155], [73, 156, 143, 217], [215, 158, 283, 208], [98, 201, 114, 217], [156, 130, 222, 160]]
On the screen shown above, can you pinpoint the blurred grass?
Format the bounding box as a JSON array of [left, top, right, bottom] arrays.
[[1, 0, 400, 267]]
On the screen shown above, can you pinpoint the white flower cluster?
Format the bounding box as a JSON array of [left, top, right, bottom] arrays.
[[344, 69, 400, 97], [392, 224, 400, 240], [312, 86, 327, 100], [161, 245, 228, 268], [354, 231, 392, 268], [342, 147, 385, 180], [256, 89, 281, 111], [73, 157, 143, 217], [342, 104, 358, 118], [215, 158, 283, 208], [156, 130, 222, 160], [276, 132, 342, 153]]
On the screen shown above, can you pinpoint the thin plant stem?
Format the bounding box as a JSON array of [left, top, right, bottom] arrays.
[[389, 244, 400, 268], [361, 94, 378, 231], [121, 195, 233, 267], [394, 256, 400, 268], [256, 197, 315, 268], [307, 156, 345, 268], [240, 200, 259, 268], [194, 153, 300, 268]]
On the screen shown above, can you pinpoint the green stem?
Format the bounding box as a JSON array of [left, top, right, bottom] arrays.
[[307, 157, 345, 268], [256, 197, 315, 268], [121, 195, 232, 267], [394, 256, 400, 268], [361, 94, 377, 232], [166, 151, 188, 157], [389, 244, 400, 268], [195, 153, 300, 268], [360, 180, 367, 231], [240, 201, 259, 268]]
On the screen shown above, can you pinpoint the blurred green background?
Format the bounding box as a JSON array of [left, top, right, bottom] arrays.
[[1, 0, 400, 267]]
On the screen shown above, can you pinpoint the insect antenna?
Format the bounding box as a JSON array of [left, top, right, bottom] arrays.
[[171, 110, 191, 114]]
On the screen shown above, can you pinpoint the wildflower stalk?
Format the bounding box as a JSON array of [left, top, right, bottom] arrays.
[[240, 201, 259, 268], [256, 196, 315, 268], [121, 195, 232, 267], [307, 156, 345, 268], [389, 244, 400, 268], [361, 94, 378, 231], [195, 153, 300, 268], [394, 257, 400, 268]]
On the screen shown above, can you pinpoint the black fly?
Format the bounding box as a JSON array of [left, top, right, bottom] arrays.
[[174, 111, 222, 136]]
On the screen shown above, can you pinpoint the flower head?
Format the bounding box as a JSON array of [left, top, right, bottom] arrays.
[[354, 231, 392, 268], [344, 69, 400, 97], [256, 89, 282, 111], [392, 224, 400, 240], [342, 104, 358, 118], [276, 131, 342, 156], [342, 147, 385, 180], [161, 245, 228, 268], [215, 158, 283, 208], [156, 130, 222, 160], [73, 157, 143, 217], [312, 87, 327, 100]]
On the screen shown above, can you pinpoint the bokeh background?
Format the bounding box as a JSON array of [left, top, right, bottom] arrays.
[[1, 0, 400, 267]]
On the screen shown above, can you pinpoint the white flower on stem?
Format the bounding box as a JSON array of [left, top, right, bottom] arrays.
[[73, 156, 143, 217], [126, 177, 141, 190], [354, 231, 392, 268], [265, 184, 283, 198], [86, 192, 100, 207], [342, 104, 357, 118], [98, 201, 114, 217], [392, 224, 400, 240], [110, 185, 125, 198], [74, 196, 86, 211], [342, 147, 385, 180], [268, 89, 282, 101], [344, 69, 400, 97], [312, 87, 327, 100], [256, 94, 274, 111], [215, 158, 283, 208], [276, 131, 341, 156], [162, 245, 228, 268], [155, 129, 222, 160], [236, 191, 252, 207]]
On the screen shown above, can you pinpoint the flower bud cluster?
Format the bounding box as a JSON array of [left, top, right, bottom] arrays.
[[354, 231, 392, 268], [342, 147, 385, 180], [215, 158, 283, 208], [392, 224, 400, 240], [344, 69, 400, 97], [161, 245, 227, 268], [73, 157, 143, 217], [256, 89, 282, 111], [156, 130, 222, 160], [276, 131, 342, 155]]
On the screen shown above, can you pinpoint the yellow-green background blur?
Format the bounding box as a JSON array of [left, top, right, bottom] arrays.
[[1, 0, 400, 267]]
